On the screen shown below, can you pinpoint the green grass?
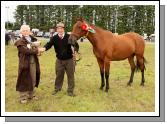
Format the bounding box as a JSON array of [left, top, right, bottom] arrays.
[[5, 39, 155, 112]]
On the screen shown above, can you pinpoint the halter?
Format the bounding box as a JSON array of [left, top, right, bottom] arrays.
[[84, 31, 90, 38], [71, 30, 89, 40], [82, 23, 95, 38], [71, 23, 95, 40]]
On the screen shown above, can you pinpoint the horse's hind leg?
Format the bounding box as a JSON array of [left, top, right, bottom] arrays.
[[96, 58, 105, 90], [127, 55, 135, 86], [136, 55, 145, 86]]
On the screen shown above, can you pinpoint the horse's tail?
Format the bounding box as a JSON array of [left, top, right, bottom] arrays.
[[135, 57, 147, 72]]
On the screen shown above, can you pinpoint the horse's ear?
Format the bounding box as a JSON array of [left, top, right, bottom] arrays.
[[77, 17, 84, 22], [90, 18, 93, 24]]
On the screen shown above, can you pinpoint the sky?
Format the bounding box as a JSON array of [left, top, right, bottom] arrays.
[[5, 5, 17, 22]]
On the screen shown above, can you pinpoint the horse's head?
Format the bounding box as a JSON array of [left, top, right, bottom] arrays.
[[69, 17, 94, 45]]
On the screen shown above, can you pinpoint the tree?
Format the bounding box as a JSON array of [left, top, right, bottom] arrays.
[[5, 22, 13, 29], [133, 5, 146, 35], [14, 5, 27, 26], [144, 6, 155, 36], [13, 5, 155, 34], [117, 6, 134, 34]]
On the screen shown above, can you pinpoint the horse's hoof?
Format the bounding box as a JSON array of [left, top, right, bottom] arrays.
[[99, 87, 103, 90], [127, 83, 132, 86], [100, 85, 105, 90], [105, 89, 109, 92]]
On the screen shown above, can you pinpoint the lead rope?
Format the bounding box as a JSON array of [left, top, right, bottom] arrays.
[[71, 46, 76, 72], [71, 30, 90, 72]]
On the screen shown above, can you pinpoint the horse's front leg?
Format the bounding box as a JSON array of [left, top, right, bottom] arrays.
[[104, 61, 110, 92], [96, 58, 105, 90]]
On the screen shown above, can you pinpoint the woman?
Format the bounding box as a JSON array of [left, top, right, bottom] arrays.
[[14, 25, 43, 103]]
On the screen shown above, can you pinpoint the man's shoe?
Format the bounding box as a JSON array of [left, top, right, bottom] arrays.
[[52, 89, 60, 95], [20, 99, 27, 104], [28, 96, 38, 100], [68, 92, 75, 97]]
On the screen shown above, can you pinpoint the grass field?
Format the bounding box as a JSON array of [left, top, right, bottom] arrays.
[[5, 39, 155, 112]]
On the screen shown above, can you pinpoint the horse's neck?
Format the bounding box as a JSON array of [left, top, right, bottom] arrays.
[[87, 33, 96, 47], [87, 27, 110, 47], [87, 27, 98, 46]]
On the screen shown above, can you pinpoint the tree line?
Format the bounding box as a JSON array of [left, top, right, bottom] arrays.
[[6, 5, 155, 35]]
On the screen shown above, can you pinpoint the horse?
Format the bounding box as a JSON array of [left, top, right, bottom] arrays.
[[68, 17, 146, 92]]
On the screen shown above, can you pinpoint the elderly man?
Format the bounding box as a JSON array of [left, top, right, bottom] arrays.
[[40, 22, 78, 96], [14, 25, 43, 103]]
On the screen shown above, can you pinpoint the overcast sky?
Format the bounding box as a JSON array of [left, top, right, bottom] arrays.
[[5, 5, 17, 22]]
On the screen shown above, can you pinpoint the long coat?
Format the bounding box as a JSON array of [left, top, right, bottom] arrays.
[[14, 36, 40, 92]]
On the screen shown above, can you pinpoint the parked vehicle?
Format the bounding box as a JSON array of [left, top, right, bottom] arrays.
[[36, 31, 44, 37], [143, 33, 148, 40], [43, 32, 50, 38], [14, 30, 20, 39], [7, 30, 12, 33], [149, 34, 155, 42], [32, 28, 39, 36]]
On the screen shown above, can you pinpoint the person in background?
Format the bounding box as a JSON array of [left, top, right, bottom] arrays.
[[10, 31, 15, 44], [5, 32, 10, 45]]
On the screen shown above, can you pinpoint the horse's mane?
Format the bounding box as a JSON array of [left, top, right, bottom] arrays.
[[77, 17, 113, 35], [93, 25, 113, 36]]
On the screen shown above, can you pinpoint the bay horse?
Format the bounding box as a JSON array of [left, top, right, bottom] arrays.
[[69, 17, 146, 92]]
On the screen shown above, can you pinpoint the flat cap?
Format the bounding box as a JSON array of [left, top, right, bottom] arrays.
[[56, 22, 65, 28]]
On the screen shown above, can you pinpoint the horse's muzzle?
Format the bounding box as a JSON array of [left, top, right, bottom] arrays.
[[68, 34, 77, 45]]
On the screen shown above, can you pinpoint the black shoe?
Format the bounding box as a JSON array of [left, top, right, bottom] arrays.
[[68, 92, 75, 97], [52, 89, 60, 95]]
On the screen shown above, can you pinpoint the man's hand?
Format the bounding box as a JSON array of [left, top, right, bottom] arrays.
[[37, 47, 46, 56], [38, 47, 46, 52], [72, 51, 77, 61], [32, 41, 41, 47]]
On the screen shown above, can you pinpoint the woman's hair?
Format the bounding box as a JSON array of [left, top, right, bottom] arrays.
[[20, 25, 30, 32]]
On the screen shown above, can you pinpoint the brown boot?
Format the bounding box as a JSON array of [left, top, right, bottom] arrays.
[[28, 96, 38, 100]]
